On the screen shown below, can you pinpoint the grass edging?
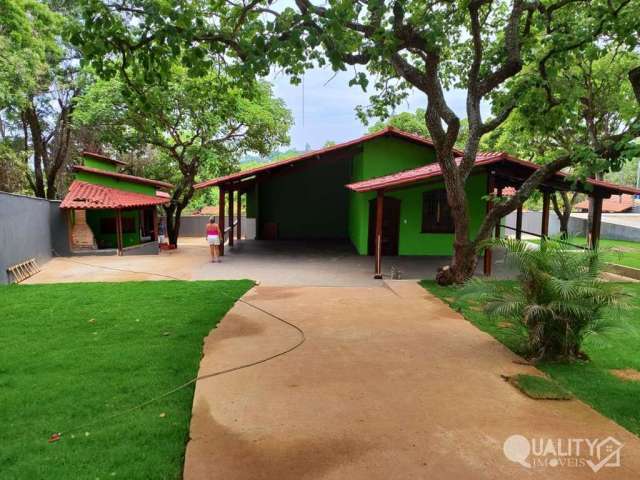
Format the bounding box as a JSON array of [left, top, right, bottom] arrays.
[[504, 374, 573, 400]]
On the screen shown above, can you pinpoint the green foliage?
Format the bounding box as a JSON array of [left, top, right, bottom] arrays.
[[0, 142, 29, 193], [460, 238, 624, 361], [0, 0, 62, 109], [485, 50, 640, 181], [368, 109, 429, 137]]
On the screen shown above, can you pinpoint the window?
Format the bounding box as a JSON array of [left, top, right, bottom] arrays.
[[422, 189, 454, 233]]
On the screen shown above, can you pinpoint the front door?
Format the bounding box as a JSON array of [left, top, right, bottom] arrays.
[[368, 196, 401, 256]]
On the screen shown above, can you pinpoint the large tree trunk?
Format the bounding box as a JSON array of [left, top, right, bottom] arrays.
[[630, 66, 640, 105], [164, 203, 183, 247], [551, 192, 577, 239], [24, 104, 47, 198]]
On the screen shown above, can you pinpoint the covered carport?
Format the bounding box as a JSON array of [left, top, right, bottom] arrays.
[[194, 138, 366, 254]]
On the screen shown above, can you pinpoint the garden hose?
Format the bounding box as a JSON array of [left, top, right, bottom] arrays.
[[45, 256, 306, 443]]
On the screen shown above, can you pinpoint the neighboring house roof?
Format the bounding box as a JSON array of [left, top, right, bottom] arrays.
[[81, 151, 128, 166], [60, 181, 170, 209], [73, 165, 174, 190], [574, 194, 635, 212], [195, 126, 463, 189], [346, 152, 640, 196]]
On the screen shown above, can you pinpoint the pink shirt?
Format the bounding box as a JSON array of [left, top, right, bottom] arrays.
[[206, 224, 220, 236]]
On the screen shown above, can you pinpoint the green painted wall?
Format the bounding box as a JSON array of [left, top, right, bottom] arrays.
[[86, 209, 141, 249], [75, 171, 156, 196], [346, 137, 488, 256], [83, 157, 118, 172], [257, 156, 352, 239]]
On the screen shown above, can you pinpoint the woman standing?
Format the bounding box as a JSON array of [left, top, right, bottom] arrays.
[[205, 216, 222, 262]]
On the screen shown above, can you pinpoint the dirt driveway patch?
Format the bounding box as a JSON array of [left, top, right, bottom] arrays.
[[184, 281, 640, 479]]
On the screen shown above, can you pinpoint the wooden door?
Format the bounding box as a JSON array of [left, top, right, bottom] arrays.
[[368, 196, 401, 256]]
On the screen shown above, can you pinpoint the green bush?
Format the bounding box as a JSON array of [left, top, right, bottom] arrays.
[[462, 238, 623, 362]]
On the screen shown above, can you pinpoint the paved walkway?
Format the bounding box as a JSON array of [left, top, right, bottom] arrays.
[[184, 281, 640, 479]]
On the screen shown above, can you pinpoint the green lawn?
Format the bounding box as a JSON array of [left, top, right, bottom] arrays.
[[422, 280, 640, 436], [1, 280, 253, 479], [527, 236, 640, 269]]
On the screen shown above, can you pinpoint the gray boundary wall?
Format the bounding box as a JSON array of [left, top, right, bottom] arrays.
[[503, 210, 640, 241], [173, 215, 256, 239], [0, 192, 70, 284]]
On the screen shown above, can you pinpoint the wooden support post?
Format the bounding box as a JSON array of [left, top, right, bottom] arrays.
[[483, 174, 494, 276], [116, 209, 124, 255], [374, 190, 384, 279], [219, 186, 225, 256], [515, 204, 523, 240], [589, 196, 603, 249], [229, 190, 235, 248], [237, 191, 242, 240], [152, 207, 159, 242], [541, 191, 551, 238], [494, 187, 503, 238]]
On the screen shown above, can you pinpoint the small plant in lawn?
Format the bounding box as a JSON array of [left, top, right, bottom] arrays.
[[461, 238, 624, 362]]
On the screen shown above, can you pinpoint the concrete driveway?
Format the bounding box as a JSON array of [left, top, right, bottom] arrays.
[[25, 238, 512, 286], [184, 281, 640, 479]]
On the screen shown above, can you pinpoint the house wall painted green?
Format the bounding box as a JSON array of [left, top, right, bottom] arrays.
[[348, 174, 487, 255], [247, 135, 489, 256], [83, 157, 118, 172]]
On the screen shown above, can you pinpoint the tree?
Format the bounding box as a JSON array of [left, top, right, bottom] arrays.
[[1, 0, 87, 199], [73, 0, 639, 282], [483, 50, 640, 236], [369, 109, 429, 137], [74, 66, 292, 245]]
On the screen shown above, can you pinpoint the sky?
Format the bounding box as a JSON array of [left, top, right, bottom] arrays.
[[268, 66, 479, 151]]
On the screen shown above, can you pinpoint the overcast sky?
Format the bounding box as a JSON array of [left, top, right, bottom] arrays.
[[268, 67, 479, 151]]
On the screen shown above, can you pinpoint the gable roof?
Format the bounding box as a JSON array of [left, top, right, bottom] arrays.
[[82, 151, 128, 166], [60, 181, 170, 209], [346, 152, 640, 196], [73, 165, 174, 190], [195, 126, 460, 190]]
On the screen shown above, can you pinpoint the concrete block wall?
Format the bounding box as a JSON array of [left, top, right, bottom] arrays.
[[0, 192, 61, 284], [171, 215, 256, 240]]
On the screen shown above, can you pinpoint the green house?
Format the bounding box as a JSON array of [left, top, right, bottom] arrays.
[[195, 127, 637, 276], [60, 151, 173, 255]]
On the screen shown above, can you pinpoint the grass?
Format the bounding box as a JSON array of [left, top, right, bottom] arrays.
[[422, 280, 640, 436], [527, 236, 640, 269], [0, 280, 253, 479], [506, 374, 573, 400]]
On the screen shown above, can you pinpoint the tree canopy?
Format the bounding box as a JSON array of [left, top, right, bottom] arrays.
[[75, 65, 292, 243]]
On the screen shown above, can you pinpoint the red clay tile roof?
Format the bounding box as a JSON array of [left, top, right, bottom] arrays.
[[575, 194, 635, 212], [194, 127, 463, 189], [73, 165, 174, 189], [346, 152, 640, 196], [60, 181, 170, 209], [82, 150, 128, 166]]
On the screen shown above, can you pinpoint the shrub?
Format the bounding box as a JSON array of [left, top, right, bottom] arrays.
[[462, 238, 623, 362]]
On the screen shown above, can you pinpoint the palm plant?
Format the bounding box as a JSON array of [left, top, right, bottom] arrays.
[[462, 238, 623, 362]]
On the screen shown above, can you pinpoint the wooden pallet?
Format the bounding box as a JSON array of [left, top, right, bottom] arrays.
[[7, 258, 40, 284]]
